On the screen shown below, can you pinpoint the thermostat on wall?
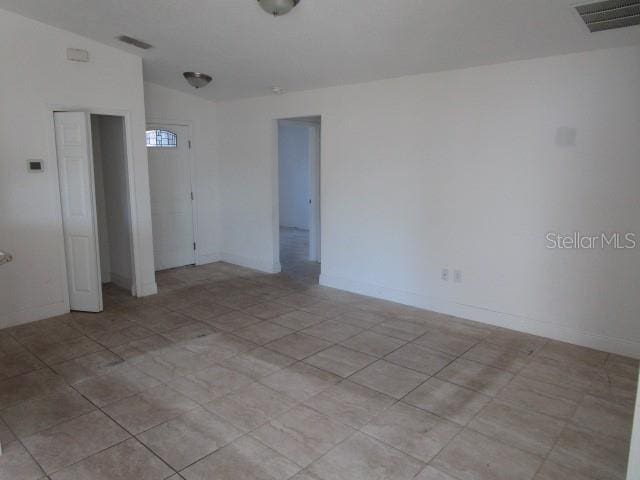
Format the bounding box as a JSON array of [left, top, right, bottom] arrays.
[[27, 160, 44, 173]]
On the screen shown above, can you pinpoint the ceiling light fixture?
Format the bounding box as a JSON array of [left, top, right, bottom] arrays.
[[257, 0, 300, 16], [183, 72, 213, 89]]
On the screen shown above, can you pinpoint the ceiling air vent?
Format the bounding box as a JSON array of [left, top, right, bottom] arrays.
[[575, 0, 640, 32], [117, 35, 154, 50]]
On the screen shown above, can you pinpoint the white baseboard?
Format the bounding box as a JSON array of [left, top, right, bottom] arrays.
[[220, 252, 281, 274], [110, 272, 132, 291], [320, 272, 640, 359], [0, 302, 69, 329], [139, 281, 158, 297], [197, 252, 221, 266]]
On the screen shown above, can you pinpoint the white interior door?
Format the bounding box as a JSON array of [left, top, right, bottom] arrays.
[[147, 124, 195, 271], [54, 111, 103, 312]]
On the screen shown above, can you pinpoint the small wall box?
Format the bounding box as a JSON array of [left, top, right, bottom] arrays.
[[67, 48, 90, 63], [28, 160, 44, 173]]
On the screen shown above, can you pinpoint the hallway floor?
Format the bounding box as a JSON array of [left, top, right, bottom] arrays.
[[279, 227, 320, 284], [0, 262, 637, 480]]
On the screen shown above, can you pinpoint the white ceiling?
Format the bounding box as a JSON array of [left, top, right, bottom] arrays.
[[2, 0, 639, 101]]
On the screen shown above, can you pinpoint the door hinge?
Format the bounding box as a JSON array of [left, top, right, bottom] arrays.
[[188, 140, 192, 149], [190, 192, 194, 201], [193, 242, 196, 250]]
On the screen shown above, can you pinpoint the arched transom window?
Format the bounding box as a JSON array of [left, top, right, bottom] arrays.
[[146, 129, 177, 148]]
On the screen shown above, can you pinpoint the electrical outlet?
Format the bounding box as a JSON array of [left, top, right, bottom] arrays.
[[454, 270, 462, 283], [441, 269, 449, 281]]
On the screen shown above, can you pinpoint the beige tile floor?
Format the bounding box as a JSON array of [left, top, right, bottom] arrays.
[[0, 259, 638, 479]]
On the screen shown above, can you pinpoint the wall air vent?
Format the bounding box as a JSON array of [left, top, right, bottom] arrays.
[[575, 0, 640, 32], [117, 35, 154, 50]]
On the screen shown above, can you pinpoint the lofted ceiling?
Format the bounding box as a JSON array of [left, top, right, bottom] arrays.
[[1, 0, 639, 101]]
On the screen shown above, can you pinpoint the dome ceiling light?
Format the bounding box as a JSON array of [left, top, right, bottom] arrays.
[[257, 0, 300, 16], [183, 72, 213, 89]]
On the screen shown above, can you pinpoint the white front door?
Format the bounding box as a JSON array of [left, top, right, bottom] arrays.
[[147, 124, 195, 271], [54, 111, 103, 312]]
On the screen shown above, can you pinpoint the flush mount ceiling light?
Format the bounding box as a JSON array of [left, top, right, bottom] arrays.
[[257, 0, 300, 16], [183, 72, 213, 89]]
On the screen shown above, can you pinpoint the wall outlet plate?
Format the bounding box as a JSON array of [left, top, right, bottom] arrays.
[[454, 270, 462, 283]]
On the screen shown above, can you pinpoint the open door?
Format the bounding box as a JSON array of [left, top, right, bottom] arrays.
[[54, 111, 103, 312]]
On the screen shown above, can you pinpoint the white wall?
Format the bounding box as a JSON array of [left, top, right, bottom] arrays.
[[279, 122, 310, 230], [0, 8, 156, 328], [144, 82, 221, 264], [217, 45, 640, 358]]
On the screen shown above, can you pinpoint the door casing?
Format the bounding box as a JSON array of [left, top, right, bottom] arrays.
[[48, 105, 140, 311], [274, 116, 322, 271]]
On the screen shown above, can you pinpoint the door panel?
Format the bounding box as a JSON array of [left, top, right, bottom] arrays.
[[54, 111, 103, 312], [147, 125, 195, 271]]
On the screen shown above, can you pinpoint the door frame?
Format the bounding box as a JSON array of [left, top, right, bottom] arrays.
[[48, 105, 140, 310], [273, 116, 322, 271], [628, 373, 640, 479], [145, 119, 199, 268], [308, 122, 321, 262]]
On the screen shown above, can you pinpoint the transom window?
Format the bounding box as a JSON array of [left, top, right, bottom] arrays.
[[146, 129, 177, 148]]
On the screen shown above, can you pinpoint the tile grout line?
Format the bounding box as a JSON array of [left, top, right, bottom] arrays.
[[283, 331, 486, 478], [0, 412, 49, 478], [71, 374, 184, 476]]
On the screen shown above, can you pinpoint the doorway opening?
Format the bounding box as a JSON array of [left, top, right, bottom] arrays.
[[54, 111, 135, 313], [277, 116, 321, 284], [91, 115, 135, 302]]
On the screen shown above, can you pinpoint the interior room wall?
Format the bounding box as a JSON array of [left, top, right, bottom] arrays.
[[144, 82, 221, 264], [216, 45, 640, 358], [97, 116, 133, 290], [279, 122, 310, 230], [91, 116, 112, 284], [0, 8, 156, 328]]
